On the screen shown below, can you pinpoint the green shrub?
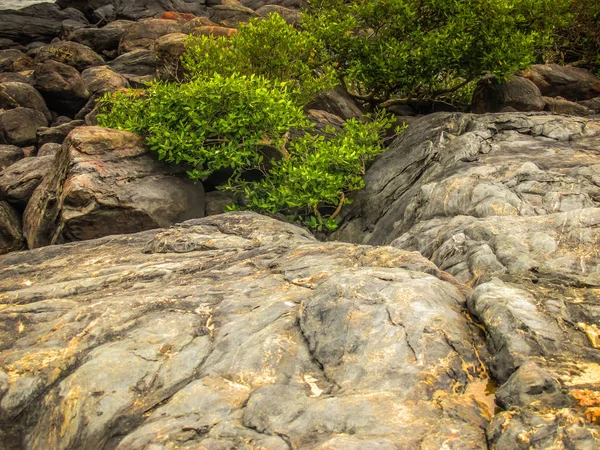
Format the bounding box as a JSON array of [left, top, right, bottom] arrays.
[[182, 13, 337, 105], [554, 0, 600, 71], [303, 0, 571, 107]]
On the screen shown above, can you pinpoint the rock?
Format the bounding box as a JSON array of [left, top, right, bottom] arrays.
[[1, 212, 493, 448], [67, 20, 134, 55], [117, 0, 202, 21], [109, 48, 157, 78], [307, 86, 364, 121], [81, 65, 129, 95], [0, 82, 51, 120], [23, 126, 205, 248], [544, 96, 594, 116], [204, 190, 234, 216], [0, 72, 33, 84], [189, 25, 238, 37], [33, 60, 90, 116], [32, 41, 105, 72], [522, 64, 600, 101], [209, 3, 259, 27], [0, 145, 24, 170], [0, 107, 48, 147], [471, 76, 546, 113], [334, 112, 600, 448], [36, 120, 85, 146], [0, 156, 53, 206], [37, 142, 62, 157], [579, 97, 600, 113], [0, 49, 35, 73], [241, 0, 302, 9], [154, 33, 187, 81], [256, 5, 301, 24], [0, 4, 88, 44], [118, 18, 185, 54], [0, 200, 22, 255]]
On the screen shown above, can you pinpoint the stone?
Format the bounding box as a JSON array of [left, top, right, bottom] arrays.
[[522, 64, 600, 101], [36, 120, 85, 146], [23, 126, 205, 249], [154, 33, 188, 81], [32, 41, 105, 72], [0, 200, 23, 255], [109, 49, 157, 78], [37, 142, 62, 157], [67, 20, 134, 55], [241, 0, 302, 9], [0, 108, 48, 147], [0, 82, 51, 121], [544, 96, 594, 116], [471, 76, 546, 113], [204, 190, 234, 216], [307, 86, 364, 121], [0, 156, 53, 206], [189, 25, 238, 38], [209, 3, 260, 27], [33, 59, 90, 116], [333, 112, 600, 448], [256, 5, 301, 24], [81, 65, 129, 95], [0, 73, 33, 85], [579, 97, 600, 113], [1, 212, 493, 448], [118, 19, 185, 54], [0, 145, 24, 170], [0, 49, 35, 73]]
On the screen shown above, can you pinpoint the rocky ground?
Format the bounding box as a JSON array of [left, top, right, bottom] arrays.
[[1, 1, 600, 449]]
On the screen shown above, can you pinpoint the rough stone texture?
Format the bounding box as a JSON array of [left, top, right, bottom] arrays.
[[523, 64, 600, 102], [0, 50, 35, 73], [307, 86, 364, 121], [0, 145, 24, 171], [1, 211, 495, 449], [23, 126, 205, 249], [0, 200, 22, 255], [33, 60, 90, 116], [81, 65, 129, 95], [36, 120, 85, 146], [544, 96, 594, 116], [334, 112, 600, 448], [0, 82, 51, 121], [36, 143, 62, 158], [0, 108, 48, 147], [0, 156, 53, 206], [209, 3, 259, 27], [154, 33, 187, 81], [118, 19, 184, 54], [32, 41, 105, 72], [109, 49, 157, 83], [256, 5, 301, 24], [471, 76, 546, 114], [67, 20, 135, 55]]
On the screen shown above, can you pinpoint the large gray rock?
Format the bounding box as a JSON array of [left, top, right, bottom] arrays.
[[0, 156, 53, 206], [335, 112, 600, 449], [23, 126, 205, 249], [33, 59, 90, 116], [471, 76, 546, 113], [118, 18, 184, 54], [0, 200, 22, 255], [1, 212, 492, 449], [67, 20, 135, 55], [0, 107, 48, 147], [0, 82, 51, 120], [523, 64, 600, 101]]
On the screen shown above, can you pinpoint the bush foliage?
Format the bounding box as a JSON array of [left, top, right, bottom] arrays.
[[303, 0, 571, 106], [555, 0, 600, 70]]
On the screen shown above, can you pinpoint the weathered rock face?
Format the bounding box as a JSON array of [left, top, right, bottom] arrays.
[[0, 200, 23, 255], [0, 145, 24, 171], [0, 82, 52, 121], [33, 60, 90, 116], [335, 112, 600, 449], [118, 18, 184, 54], [32, 41, 105, 72], [0, 156, 53, 206], [67, 20, 135, 55], [523, 64, 600, 101], [0, 107, 48, 147], [0, 50, 35, 73], [23, 126, 205, 249], [471, 76, 546, 113], [1, 212, 495, 449]]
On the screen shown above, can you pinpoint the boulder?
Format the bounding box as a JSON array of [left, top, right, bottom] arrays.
[[0, 200, 22, 254], [37, 142, 62, 157], [0, 82, 51, 120], [307, 86, 364, 121], [154, 33, 188, 81], [522, 64, 600, 101], [118, 19, 185, 54], [544, 96, 594, 116], [23, 126, 205, 248], [36, 120, 85, 146], [81, 65, 129, 95], [33, 59, 90, 116], [189, 25, 238, 37], [334, 112, 600, 448], [0, 72, 33, 84], [0, 144, 24, 170], [67, 20, 135, 55], [1, 212, 493, 449], [0, 156, 53, 206], [109, 49, 157, 86], [32, 41, 105, 72], [240, 0, 302, 9], [209, 3, 259, 27], [0, 107, 48, 147], [0, 4, 88, 44], [0, 49, 35, 73], [471, 76, 546, 113], [579, 97, 600, 113], [256, 5, 301, 24]]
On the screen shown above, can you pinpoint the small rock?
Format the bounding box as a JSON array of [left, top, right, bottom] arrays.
[[0, 144, 24, 170], [0, 156, 53, 206], [209, 3, 260, 28], [544, 96, 593, 116], [33, 60, 90, 116], [0, 82, 51, 120], [32, 41, 105, 72], [0, 107, 48, 147], [37, 120, 85, 146], [307, 86, 364, 121], [109, 49, 157, 78], [67, 20, 134, 55], [81, 65, 129, 95], [0, 49, 35, 73], [37, 142, 62, 157], [0, 200, 23, 255], [155, 33, 187, 81]]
